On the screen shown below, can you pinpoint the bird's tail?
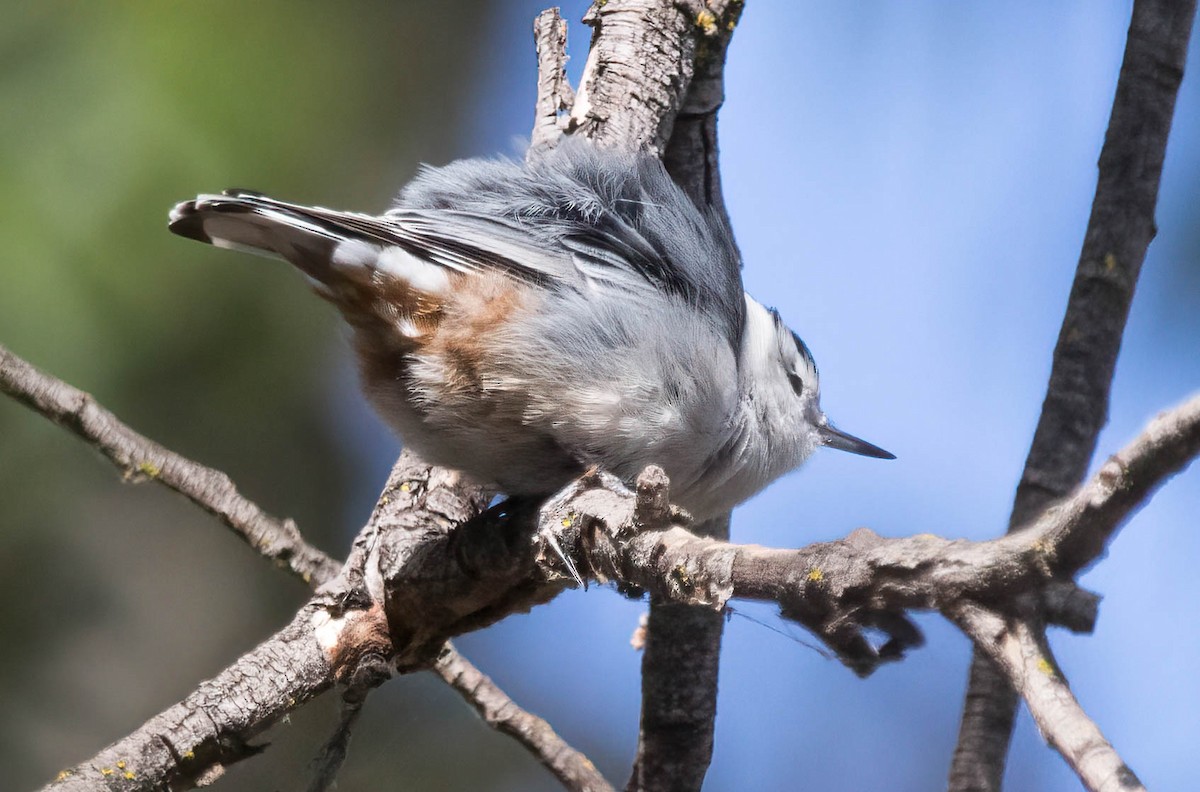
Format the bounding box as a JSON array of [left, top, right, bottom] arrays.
[[169, 190, 457, 344], [168, 190, 369, 287]]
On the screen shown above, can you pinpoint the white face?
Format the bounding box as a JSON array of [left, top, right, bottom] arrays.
[[739, 295, 894, 463], [701, 296, 892, 518], [739, 297, 826, 457]]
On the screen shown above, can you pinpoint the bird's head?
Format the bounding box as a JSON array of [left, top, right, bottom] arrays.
[[739, 296, 894, 468]]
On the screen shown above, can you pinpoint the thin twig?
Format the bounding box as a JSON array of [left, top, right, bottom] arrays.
[[949, 0, 1198, 786], [306, 693, 371, 792], [434, 645, 616, 792], [305, 609, 398, 792], [0, 342, 341, 588], [952, 605, 1145, 792], [530, 7, 575, 154]]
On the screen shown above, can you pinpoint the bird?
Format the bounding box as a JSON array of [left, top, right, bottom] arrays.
[[168, 139, 893, 524]]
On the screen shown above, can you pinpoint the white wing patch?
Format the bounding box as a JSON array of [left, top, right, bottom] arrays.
[[331, 239, 450, 295], [331, 238, 379, 269], [378, 248, 449, 293]]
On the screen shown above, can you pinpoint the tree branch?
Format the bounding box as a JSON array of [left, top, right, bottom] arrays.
[[305, 694, 367, 792], [1043, 394, 1200, 575], [526, 2, 746, 786], [2, 343, 614, 792], [0, 342, 341, 588], [531, 7, 575, 154], [551, 4, 746, 788], [32, 446, 616, 791], [12, 3, 1195, 789], [952, 606, 1145, 792], [434, 645, 616, 792], [568, 0, 741, 156], [18, 358, 1199, 790], [13, 3, 760, 787], [949, 1, 1198, 787], [628, 549, 725, 792], [45, 606, 335, 791], [534, 394, 1199, 679]]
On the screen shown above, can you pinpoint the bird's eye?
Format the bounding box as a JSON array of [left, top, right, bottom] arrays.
[[787, 371, 805, 397]]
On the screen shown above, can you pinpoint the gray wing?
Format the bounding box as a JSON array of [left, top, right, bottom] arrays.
[[398, 141, 747, 346]]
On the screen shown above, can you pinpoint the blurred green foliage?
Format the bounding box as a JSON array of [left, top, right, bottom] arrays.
[[0, 3, 561, 789]]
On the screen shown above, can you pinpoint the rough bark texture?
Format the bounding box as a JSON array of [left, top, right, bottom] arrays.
[[661, 0, 740, 225], [628, 519, 727, 792], [637, 21, 740, 781], [568, 1, 691, 153], [13, 401, 597, 792], [531, 7, 575, 154], [13, 364, 1200, 791], [45, 608, 334, 791], [1012, 0, 1197, 529], [948, 2, 1197, 788]]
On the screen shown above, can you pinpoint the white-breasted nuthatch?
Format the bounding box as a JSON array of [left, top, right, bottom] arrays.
[[169, 140, 892, 522]]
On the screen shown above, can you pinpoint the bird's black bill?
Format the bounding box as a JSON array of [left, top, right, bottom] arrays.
[[821, 424, 895, 460]]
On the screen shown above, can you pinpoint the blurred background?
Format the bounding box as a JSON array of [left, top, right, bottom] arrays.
[[2, 2, 1198, 790]]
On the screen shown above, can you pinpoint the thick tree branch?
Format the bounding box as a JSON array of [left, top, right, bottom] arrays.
[[539, 395, 1198, 678], [16, 361, 1199, 790], [568, 0, 741, 156], [949, 1, 1198, 787], [2, 344, 613, 792], [661, 1, 741, 220], [629, 528, 726, 792], [550, 4, 746, 788], [635, 77, 736, 792], [45, 606, 335, 791], [645, 7, 742, 784], [536, 394, 1197, 678], [12, 4, 759, 786], [32, 446, 613, 791], [0, 342, 342, 588], [1012, 0, 1196, 528]]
